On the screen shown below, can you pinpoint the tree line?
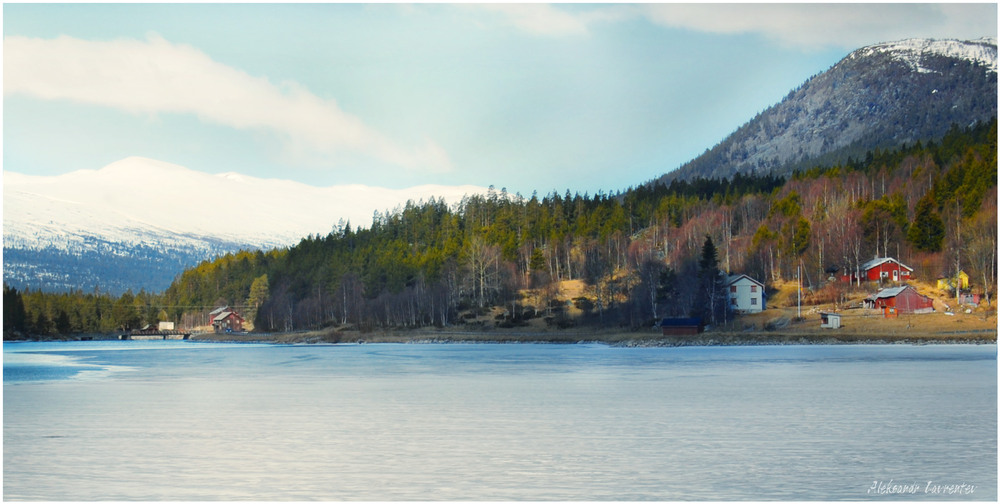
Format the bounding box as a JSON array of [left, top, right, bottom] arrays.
[[5, 119, 995, 337]]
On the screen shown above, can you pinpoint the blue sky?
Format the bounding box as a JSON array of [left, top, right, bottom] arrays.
[[4, 3, 996, 196]]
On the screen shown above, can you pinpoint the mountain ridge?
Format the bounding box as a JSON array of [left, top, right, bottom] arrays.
[[3, 156, 486, 293], [656, 37, 997, 184]]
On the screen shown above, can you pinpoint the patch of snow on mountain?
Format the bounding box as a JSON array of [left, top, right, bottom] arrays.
[[4, 156, 488, 252], [855, 37, 998, 75]]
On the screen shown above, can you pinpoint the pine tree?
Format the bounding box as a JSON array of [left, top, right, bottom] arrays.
[[529, 247, 547, 272], [907, 193, 946, 252], [695, 236, 727, 325], [55, 310, 72, 335], [699, 235, 719, 272], [3, 285, 27, 336], [32, 312, 52, 336], [655, 267, 678, 317], [246, 274, 270, 329]]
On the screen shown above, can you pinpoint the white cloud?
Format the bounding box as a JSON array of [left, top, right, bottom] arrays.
[[3, 33, 452, 173], [473, 4, 636, 37], [476, 4, 591, 37], [472, 3, 995, 49], [641, 4, 997, 49]]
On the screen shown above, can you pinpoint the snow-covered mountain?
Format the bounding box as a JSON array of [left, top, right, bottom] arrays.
[[4, 156, 486, 293], [658, 37, 997, 183], [854, 37, 997, 74]]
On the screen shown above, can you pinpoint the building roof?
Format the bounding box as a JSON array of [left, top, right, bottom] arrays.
[[209, 306, 229, 316], [725, 274, 764, 287], [213, 310, 244, 322], [871, 285, 920, 299], [860, 257, 913, 272]]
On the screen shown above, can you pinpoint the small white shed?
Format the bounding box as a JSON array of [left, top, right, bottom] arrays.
[[820, 312, 841, 329]]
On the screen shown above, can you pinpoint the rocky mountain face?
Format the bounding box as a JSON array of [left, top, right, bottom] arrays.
[[657, 38, 997, 183]]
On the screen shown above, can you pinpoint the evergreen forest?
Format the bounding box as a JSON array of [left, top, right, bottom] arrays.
[[6, 119, 996, 337]]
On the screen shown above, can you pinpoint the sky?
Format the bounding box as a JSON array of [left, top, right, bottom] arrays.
[[3, 3, 997, 198]]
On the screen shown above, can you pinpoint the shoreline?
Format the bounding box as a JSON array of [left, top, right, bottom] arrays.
[[8, 313, 997, 348], [182, 304, 997, 347], [7, 330, 996, 347], [182, 327, 997, 347]]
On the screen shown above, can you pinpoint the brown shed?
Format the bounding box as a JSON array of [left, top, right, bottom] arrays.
[[659, 318, 704, 336]]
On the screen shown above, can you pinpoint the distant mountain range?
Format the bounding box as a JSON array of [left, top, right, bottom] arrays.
[[657, 37, 997, 183], [3, 157, 485, 293]]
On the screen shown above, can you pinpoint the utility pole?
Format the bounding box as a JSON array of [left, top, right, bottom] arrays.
[[956, 199, 962, 307], [797, 263, 802, 319]]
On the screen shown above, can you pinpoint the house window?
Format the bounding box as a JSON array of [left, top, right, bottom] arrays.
[[881, 271, 888, 278], [750, 285, 757, 293], [751, 298, 758, 305], [730, 286, 737, 293]]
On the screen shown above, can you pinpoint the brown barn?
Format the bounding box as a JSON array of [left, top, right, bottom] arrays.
[[212, 310, 245, 333], [208, 306, 230, 325], [659, 318, 704, 335], [865, 285, 934, 317]]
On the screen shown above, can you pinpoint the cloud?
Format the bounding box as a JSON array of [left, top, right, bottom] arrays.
[[474, 4, 635, 37], [473, 3, 995, 49], [3, 33, 451, 173], [476, 4, 590, 37], [640, 4, 997, 49]]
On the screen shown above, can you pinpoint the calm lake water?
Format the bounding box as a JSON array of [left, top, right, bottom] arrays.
[[4, 341, 996, 500]]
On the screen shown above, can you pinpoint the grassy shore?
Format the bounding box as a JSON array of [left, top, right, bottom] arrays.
[[12, 299, 994, 347], [190, 330, 996, 347], [190, 306, 996, 347]]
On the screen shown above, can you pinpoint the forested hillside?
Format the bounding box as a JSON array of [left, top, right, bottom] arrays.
[[5, 119, 995, 338]]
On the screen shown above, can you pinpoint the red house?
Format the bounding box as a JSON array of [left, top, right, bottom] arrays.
[[842, 257, 913, 284], [864, 285, 934, 317], [208, 306, 229, 325], [212, 309, 245, 333]]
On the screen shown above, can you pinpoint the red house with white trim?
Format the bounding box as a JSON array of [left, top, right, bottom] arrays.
[[842, 257, 913, 284]]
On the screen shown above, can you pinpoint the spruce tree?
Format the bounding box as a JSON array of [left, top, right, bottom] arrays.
[[907, 194, 945, 252], [529, 247, 547, 272], [696, 236, 727, 325], [3, 285, 27, 335]]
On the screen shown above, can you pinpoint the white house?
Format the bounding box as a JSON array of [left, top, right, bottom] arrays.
[[726, 274, 766, 314]]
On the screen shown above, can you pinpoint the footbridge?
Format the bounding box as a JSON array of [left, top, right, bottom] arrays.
[[119, 329, 192, 340]]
